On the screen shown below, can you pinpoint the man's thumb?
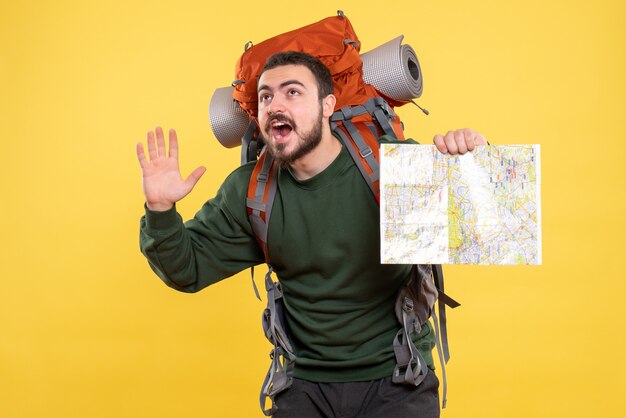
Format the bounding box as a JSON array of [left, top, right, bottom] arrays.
[[185, 166, 207, 188]]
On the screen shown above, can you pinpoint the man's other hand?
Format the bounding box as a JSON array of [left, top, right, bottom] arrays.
[[136, 127, 206, 212]]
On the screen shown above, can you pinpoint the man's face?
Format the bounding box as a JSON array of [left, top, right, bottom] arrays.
[[257, 64, 326, 166]]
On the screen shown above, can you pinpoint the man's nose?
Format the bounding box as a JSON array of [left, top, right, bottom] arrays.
[[267, 95, 285, 114]]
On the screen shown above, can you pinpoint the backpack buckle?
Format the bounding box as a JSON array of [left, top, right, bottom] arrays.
[[392, 357, 420, 384], [402, 296, 414, 313], [360, 147, 373, 158]]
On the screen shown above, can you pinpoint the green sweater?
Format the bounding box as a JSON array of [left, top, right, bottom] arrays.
[[139, 140, 435, 382]]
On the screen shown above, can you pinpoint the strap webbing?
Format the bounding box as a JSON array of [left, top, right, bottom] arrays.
[[331, 123, 376, 195], [251, 266, 261, 301], [392, 296, 429, 386], [247, 150, 278, 262], [342, 119, 379, 182], [363, 98, 397, 138], [431, 306, 448, 408], [264, 268, 294, 353], [259, 266, 295, 416], [330, 97, 400, 199], [433, 264, 460, 362], [241, 121, 258, 164], [431, 264, 460, 408], [391, 264, 460, 408]]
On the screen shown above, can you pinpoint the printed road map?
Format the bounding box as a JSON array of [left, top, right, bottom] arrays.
[[380, 144, 541, 265]]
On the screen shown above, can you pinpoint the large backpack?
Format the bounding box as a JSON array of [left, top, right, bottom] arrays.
[[211, 11, 460, 415]]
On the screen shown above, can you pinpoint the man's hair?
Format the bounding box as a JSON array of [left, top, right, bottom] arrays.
[[260, 51, 334, 99]]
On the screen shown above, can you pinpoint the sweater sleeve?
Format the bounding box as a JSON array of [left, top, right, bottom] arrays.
[[139, 164, 265, 293]]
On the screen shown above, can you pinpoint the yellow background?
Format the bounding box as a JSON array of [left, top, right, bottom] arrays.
[[1, 0, 624, 417]]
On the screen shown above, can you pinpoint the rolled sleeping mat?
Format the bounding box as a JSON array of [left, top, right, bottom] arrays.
[[209, 86, 251, 148], [361, 35, 423, 100]]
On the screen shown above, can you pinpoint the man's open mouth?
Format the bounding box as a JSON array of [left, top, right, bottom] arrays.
[[268, 118, 294, 140]]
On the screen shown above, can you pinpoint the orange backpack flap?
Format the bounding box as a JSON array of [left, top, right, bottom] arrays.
[[232, 12, 375, 118]]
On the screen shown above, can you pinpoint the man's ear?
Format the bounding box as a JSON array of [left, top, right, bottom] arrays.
[[322, 94, 337, 118]]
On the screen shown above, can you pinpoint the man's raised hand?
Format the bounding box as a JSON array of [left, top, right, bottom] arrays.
[[136, 127, 206, 212]]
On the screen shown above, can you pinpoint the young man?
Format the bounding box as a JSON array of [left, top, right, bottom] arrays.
[[137, 52, 487, 417]]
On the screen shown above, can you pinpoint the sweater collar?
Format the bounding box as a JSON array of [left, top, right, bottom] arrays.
[[282, 142, 352, 190]]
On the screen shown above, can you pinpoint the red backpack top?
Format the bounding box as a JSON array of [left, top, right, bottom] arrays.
[[232, 12, 409, 120]]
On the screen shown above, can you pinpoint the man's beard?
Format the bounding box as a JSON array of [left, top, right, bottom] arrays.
[[264, 105, 324, 167]]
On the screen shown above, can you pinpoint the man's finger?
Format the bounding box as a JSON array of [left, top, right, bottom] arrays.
[[433, 134, 447, 154], [169, 128, 178, 160], [465, 136, 476, 152], [473, 131, 488, 146], [147, 131, 157, 162], [462, 128, 476, 151], [155, 126, 166, 158], [453, 130, 468, 154], [444, 131, 458, 154], [137, 142, 148, 169]]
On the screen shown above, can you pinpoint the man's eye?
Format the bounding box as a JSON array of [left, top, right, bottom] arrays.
[[259, 94, 271, 102], [288, 90, 299, 96]]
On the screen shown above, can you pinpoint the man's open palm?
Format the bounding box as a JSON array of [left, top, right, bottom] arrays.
[[136, 127, 206, 211]]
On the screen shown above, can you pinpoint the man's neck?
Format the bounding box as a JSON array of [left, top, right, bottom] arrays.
[[289, 130, 341, 181]]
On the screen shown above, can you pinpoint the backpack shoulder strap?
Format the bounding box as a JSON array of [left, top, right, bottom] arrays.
[[246, 152, 295, 415], [330, 97, 405, 202], [246, 148, 278, 263]]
